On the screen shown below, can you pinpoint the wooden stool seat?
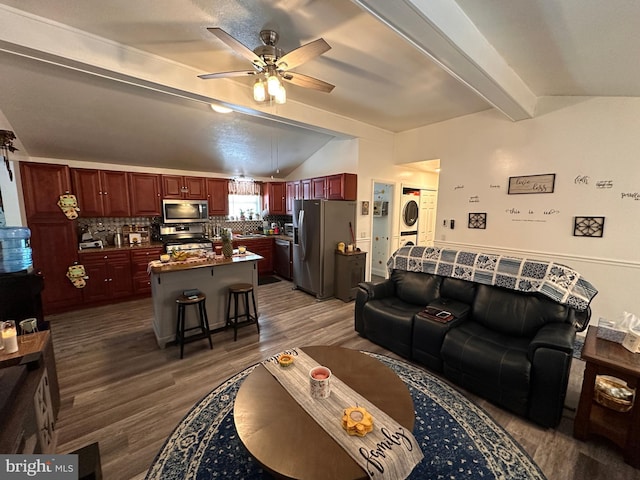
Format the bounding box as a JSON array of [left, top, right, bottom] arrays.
[[175, 292, 213, 359], [226, 283, 259, 341]]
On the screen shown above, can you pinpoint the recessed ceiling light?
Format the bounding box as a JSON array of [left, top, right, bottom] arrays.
[[210, 103, 233, 114]]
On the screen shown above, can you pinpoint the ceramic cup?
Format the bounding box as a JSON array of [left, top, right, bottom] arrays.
[[309, 366, 332, 399], [238, 245, 247, 254]]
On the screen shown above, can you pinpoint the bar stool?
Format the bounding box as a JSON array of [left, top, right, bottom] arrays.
[[225, 283, 259, 341], [175, 292, 213, 359]]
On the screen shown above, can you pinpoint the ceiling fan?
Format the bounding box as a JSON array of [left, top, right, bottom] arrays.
[[198, 28, 335, 103]]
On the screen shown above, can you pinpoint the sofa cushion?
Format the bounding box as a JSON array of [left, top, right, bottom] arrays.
[[440, 277, 476, 305], [391, 270, 441, 305], [472, 284, 570, 338], [441, 321, 531, 416]]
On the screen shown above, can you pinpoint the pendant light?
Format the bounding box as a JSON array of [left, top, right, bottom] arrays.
[[253, 79, 266, 102], [267, 74, 281, 97]]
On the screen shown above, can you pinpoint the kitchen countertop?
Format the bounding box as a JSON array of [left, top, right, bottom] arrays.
[[78, 242, 164, 253], [148, 251, 263, 274], [77, 234, 294, 254]]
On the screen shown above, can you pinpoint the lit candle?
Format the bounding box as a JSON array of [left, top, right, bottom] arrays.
[[2, 320, 19, 354]]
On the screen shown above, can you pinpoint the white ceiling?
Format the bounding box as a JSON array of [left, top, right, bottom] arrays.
[[0, 0, 638, 178]]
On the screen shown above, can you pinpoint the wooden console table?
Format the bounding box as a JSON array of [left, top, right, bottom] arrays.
[[573, 326, 640, 468]]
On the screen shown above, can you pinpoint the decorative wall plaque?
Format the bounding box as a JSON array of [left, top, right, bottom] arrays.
[[573, 216, 605, 237], [468, 212, 487, 229], [508, 174, 555, 194]]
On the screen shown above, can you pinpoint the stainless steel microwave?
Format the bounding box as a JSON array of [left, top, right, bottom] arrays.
[[162, 199, 209, 224]]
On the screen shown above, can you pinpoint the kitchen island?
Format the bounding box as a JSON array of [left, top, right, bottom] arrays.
[[148, 252, 262, 348]]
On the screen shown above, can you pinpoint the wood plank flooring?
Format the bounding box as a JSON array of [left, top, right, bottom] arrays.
[[46, 279, 639, 480]]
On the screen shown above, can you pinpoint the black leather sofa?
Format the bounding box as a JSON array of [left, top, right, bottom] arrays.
[[355, 269, 591, 428]]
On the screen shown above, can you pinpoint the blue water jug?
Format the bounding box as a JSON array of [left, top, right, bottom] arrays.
[[0, 227, 33, 273]]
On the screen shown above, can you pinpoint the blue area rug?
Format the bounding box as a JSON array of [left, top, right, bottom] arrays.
[[146, 351, 547, 480]]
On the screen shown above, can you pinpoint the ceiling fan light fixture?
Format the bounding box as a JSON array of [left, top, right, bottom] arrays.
[[267, 74, 281, 97], [253, 79, 266, 102], [275, 84, 286, 104]]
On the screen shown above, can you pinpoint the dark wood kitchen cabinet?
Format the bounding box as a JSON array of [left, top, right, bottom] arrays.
[[326, 173, 357, 200], [162, 175, 206, 199], [131, 247, 163, 295], [128, 172, 162, 216], [79, 251, 133, 303], [301, 179, 312, 199], [20, 162, 82, 314], [263, 182, 286, 215], [311, 177, 327, 199], [71, 168, 131, 217], [286, 181, 301, 214], [206, 178, 229, 215]]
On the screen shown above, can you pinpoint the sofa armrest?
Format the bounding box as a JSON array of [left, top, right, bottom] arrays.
[[355, 280, 395, 335], [357, 280, 395, 300], [527, 322, 575, 360]]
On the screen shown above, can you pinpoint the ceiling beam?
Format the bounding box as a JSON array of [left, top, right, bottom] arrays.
[[352, 0, 537, 121]]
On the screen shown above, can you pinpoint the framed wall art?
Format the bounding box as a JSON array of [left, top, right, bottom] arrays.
[[508, 173, 555, 194], [468, 212, 487, 229], [573, 216, 605, 237]]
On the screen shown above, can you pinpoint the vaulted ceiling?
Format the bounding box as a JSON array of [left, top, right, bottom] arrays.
[[1, 0, 638, 178]]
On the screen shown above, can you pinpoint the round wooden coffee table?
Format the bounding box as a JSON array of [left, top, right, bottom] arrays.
[[234, 346, 415, 480]]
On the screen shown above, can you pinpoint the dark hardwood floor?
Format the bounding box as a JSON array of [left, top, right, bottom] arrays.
[[46, 279, 639, 480]]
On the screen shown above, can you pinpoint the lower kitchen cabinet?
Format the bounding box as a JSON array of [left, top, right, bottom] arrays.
[[131, 247, 164, 294], [274, 238, 292, 280], [79, 251, 133, 303], [222, 237, 274, 276], [334, 250, 367, 301]]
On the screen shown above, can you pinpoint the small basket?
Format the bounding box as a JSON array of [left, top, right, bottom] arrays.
[[594, 376, 635, 413]]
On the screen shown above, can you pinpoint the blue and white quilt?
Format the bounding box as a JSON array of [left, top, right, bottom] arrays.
[[387, 246, 598, 311]]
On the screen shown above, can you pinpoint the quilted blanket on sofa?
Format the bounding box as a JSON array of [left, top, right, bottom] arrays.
[[387, 246, 597, 311]]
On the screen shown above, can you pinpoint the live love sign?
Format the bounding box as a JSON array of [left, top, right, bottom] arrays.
[[508, 173, 556, 194]]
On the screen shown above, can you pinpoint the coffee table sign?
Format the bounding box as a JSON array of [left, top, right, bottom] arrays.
[[262, 349, 424, 479]]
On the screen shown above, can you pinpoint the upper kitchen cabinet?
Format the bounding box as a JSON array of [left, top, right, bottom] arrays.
[[162, 175, 206, 200], [20, 162, 74, 220], [71, 168, 130, 217], [286, 181, 301, 214], [263, 182, 286, 215], [206, 178, 229, 216], [301, 179, 312, 199], [326, 173, 357, 200], [128, 172, 162, 217], [311, 177, 327, 199]]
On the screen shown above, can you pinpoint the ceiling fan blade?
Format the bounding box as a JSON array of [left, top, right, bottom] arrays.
[[207, 27, 266, 67], [282, 72, 335, 93], [198, 70, 259, 80], [277, 38, 331, 71]]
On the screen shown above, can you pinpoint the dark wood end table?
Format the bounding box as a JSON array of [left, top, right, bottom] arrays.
[[234, 346, 416, 480], [573, 326, 640, 468]]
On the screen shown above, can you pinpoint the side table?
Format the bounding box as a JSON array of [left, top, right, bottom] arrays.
[[334, 250, 366, 302], [573, 326, 640, 468]]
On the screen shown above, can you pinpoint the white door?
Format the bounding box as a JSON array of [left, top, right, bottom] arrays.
[[418, 191, 437, 245]]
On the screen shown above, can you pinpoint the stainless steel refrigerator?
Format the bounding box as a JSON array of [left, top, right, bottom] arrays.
[[293, 199, 356, 299]]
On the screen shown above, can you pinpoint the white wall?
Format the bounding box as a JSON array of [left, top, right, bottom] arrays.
[[396, 97, 640, 324]]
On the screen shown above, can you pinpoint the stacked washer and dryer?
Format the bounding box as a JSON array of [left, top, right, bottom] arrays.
[[399, 187, 420, 247]]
